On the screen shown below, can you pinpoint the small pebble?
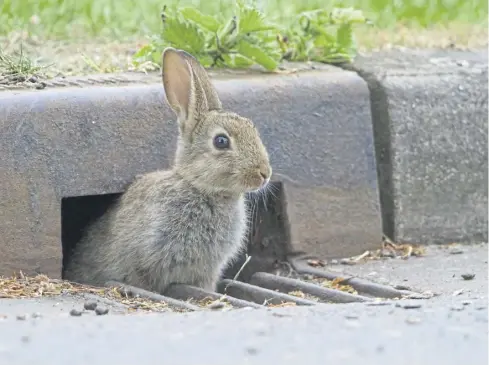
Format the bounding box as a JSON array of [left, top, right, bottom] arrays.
[[16, 314, 27, 321], [11, 75, 26, 82], [344, 314, 359, 320], [70, 309, 83, 317], [461, 273, 475, 280], [450, 305, 465, 312], [456, 60, 469, 67], [395, 302, 422, 309], [245, 347, 258, 355], [330, 259, 339, 265], [462, 300, 472, 306], [31, 312, 42, 319], [35, 82, 46, 90], [208, 301, 226, 310], [21, 335, 30, 343], [394, 284, 411, 291], [449, 247, 464, 255], [339, 258, 356, 266], [95, 306, 109, 315], [84, 301, 98, 311]]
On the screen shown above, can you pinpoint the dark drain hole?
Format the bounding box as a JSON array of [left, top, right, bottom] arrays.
[[61, 192, 122, 278], [60, 182, 290, 282]]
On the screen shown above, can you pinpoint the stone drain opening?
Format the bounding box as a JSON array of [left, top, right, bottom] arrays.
[[60, 183, 420, 312], [61, 192, 122, 278]]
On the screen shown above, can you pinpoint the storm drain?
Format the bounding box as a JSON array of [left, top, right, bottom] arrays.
[[103, 259, 424, 313], [62, 182, 427, 313]]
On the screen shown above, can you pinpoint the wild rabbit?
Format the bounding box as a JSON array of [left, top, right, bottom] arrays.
[[64, 47, 272, 294]]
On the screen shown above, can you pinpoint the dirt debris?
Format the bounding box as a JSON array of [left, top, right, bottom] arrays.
[[287, 290, 321, 302], [333, 237, 427, 266], [0, 273, 175, 312], [300, 276, 359, 295]]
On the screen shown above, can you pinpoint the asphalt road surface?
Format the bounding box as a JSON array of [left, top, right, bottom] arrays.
[[0, 244, 487, 365]]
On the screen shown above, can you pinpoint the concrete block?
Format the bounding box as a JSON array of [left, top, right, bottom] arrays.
[[0, 69, 381, 278], [351, 49, 488, 244]]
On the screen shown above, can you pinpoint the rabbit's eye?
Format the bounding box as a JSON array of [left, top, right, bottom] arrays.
[[213, 134, 230, 149]]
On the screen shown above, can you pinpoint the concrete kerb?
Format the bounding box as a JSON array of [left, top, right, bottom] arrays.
[[0, 67, 381, 278], [343, 49, 488, 245], [1, 49, 486, 279]]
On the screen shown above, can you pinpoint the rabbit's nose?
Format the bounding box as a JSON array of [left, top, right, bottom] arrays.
[[259, 166, 272, 186], [259, 166, 271, 180]]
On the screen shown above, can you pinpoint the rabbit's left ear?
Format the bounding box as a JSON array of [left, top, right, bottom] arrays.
[[177, 49, 222, 112], [162, 47, 221, 139]]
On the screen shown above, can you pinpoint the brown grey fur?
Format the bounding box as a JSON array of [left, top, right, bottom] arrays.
[[64, 48, 272, 293]]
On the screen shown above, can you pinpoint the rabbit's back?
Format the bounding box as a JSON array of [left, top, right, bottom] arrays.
[[65, 170, 247, 293]]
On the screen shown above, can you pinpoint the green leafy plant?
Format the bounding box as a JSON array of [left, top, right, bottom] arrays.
[[278, 8, 367, 64], [133, 1, 367, 71]]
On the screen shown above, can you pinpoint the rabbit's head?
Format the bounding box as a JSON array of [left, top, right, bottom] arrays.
[[162, 47, 272, 196]]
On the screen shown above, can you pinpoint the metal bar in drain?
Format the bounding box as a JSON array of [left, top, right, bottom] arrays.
[[292, 263, 414, 299], [165, 284, 262, 309], [250, 272, 371, 303], [105, 281, 200, 311], [217, 279, 317, 306]]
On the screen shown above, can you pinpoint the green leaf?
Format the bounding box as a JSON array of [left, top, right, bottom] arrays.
[[162, 11, 207, 54], [336, 23, 355, 55], [232, 54, 255, 68], [238, 2, 276, 33], [217, 17, 238, 49], [236, 40, 278, 70], [220, 53, 254, 68], [196, 54, 215, 67], [131, 3, 365, 71], [180, 7, 220, 33]]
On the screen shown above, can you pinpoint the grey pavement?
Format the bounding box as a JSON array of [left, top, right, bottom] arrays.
[[0, 299, 487, 365], [330, 243, 488, 303], [0, 243, 487, 365]]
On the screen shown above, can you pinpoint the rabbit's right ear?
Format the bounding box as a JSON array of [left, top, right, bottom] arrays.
[[162, 47, 222, 139]]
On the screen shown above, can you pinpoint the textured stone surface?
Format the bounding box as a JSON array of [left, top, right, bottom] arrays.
[[0, 69, 381, 278], [351, 49, 488, 244]]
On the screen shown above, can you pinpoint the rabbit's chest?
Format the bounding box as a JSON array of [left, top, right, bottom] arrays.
[[153, 193, 247, 263]]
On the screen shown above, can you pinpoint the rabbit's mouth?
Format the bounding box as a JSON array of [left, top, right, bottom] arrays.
[[242, 165, 272, 192], [245, 176, 270, 194]]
